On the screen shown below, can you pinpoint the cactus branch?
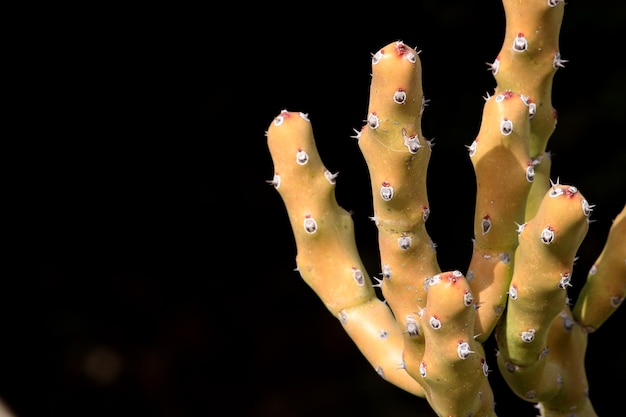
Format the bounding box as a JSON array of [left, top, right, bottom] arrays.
[[573, 204, 626, 332], [266, 110, 426, 397]]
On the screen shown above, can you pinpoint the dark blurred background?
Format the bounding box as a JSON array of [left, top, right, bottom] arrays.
[[17, 1, 626, 416]]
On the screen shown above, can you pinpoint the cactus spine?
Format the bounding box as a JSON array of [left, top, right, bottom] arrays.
[[265, 1, 625, 416]]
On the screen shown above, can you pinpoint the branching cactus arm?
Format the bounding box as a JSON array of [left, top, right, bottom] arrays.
[[466, 0, 564, 341], [266, 110, 426, 397], [420, 271, 496, 417], [495, 183, 595, 415], [573, 204, 626, 332], [466, 90, 533, 341], [357, 41, 496, 415], [357, 40, 437, 383]]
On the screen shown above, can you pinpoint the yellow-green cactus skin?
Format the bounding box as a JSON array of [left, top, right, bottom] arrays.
[[265, 1, 625, 416], [466, 0, 565, 341], [357, 41, 436, 381], [266, 110, 426, 397], [573, 205, 626, 332], [495, 184, 597, 415], [419, 271, 496, 417]]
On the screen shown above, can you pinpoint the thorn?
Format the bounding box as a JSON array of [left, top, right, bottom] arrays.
[[324, 170, 339, 184], [486, 57, 500, 75], [553, 52, 568, 69], [350, 127, 362, 141], [265, 175, 280, 188], [372, 276, 383, 288]]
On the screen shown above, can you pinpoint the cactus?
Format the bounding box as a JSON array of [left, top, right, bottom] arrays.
[[264, 1, 625, 416]]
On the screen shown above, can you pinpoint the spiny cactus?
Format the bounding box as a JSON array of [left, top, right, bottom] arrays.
[[265, 1, 626, 416]]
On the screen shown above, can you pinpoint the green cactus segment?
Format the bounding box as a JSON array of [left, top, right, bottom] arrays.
[[266, 110, 428, 396], [494, 183, 594, 410], [498, 306, 597, 416], [358, 41, 440, 353], [573, 204, 626, 332], [418, 271, 496, 417], [496, 0, 564, 223], [358, 41, 431, 233], [470, 91, 532, 251], [266, 110, 376, 315], [467, 90, 532, 340], [536, 307, 597, 417], [497, 183, 590, 368], [497, 0, 564, 160], [468, 1, 565, 342]]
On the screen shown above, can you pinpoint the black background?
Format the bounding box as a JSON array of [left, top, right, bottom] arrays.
[[17, 1, 626, 416]]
